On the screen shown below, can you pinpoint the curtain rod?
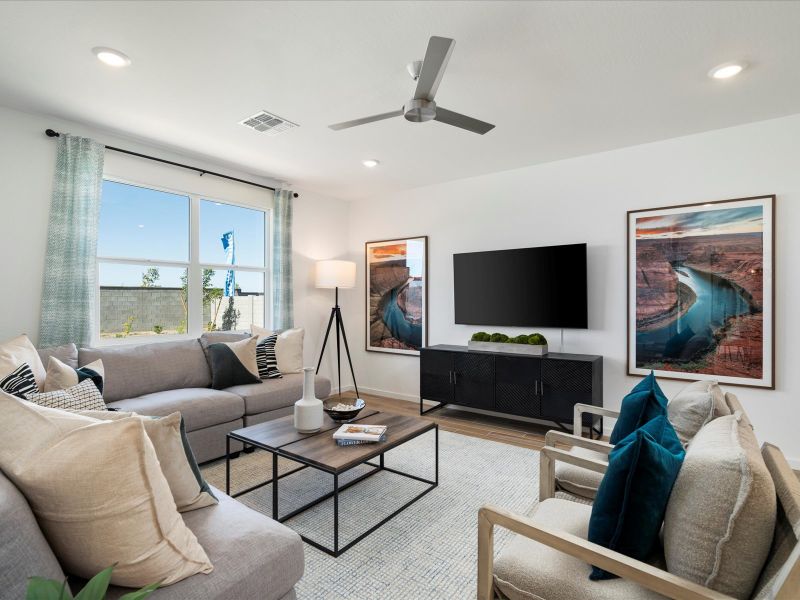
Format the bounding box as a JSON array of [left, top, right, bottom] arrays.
[[44, 129, 298, 198]]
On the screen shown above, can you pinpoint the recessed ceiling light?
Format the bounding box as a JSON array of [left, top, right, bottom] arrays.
[[708, 61, 746, 80], [92, 46, 131, 68], [137, 224, 145, 228], [362, 159, 380, 168]]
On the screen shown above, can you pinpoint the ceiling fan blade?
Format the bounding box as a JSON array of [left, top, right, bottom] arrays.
[[414, 36, 455, 101], [328, 109, 403, 131], [434, 107, 495, 135]]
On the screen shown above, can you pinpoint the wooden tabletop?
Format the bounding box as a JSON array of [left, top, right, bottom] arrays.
[[229, 410, 436, 474]]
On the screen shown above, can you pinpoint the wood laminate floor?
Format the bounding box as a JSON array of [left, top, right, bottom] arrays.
[[330, 390, 580, 451]]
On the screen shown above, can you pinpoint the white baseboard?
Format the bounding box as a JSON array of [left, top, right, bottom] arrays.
[[336, 384, 420, 404]]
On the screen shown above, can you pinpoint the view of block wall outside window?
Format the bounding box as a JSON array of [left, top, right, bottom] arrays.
[[97, 179, 268, 341]]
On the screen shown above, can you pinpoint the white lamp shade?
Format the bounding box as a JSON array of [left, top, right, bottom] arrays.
[[315, 260, 356, 289]]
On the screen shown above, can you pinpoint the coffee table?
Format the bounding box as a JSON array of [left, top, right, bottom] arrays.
[[226, 410, 438, 557]]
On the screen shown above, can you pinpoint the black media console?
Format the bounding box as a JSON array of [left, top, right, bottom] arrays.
[[419, 344, 603, 437]]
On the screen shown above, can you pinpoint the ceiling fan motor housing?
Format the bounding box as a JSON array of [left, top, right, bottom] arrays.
[[404, 98, 436, 122]]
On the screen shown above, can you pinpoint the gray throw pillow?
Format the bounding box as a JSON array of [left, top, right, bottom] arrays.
[[667, 380, 729, 447]]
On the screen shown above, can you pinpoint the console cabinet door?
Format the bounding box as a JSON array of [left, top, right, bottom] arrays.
[[420, 349, 454, 404], [540, 359, 594, 423], [453, 352, 494, 411], [495, 356, 540, 418]]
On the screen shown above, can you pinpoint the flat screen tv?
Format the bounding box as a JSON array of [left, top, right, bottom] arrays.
[[453, 243, 588, 328]]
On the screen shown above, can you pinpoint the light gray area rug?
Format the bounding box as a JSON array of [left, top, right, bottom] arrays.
[[201, 430, 577, 599]]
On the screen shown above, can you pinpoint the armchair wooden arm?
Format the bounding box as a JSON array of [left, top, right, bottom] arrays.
[[477, 504, 735, 600], [539, 443, 609, 501], [544, 429, 614, 454], [573, 403, 620, 436]]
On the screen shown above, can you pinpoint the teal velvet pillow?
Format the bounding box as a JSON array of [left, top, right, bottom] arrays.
[[609, 372, 669, 444], [588, 415, 685, 580]]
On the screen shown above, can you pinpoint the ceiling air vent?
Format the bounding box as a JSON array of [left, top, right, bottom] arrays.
[[238, 110, 298, 136]]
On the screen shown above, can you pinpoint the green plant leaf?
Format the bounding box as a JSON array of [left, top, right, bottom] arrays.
[[73, 566, 114, 600], [118, 582, 160, 600], [26, 577, 72, 600]]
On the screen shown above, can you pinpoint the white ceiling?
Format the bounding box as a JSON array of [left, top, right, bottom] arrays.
[[1, 1, 799, 200]]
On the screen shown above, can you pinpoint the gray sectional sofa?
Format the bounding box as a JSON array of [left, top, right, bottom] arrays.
[[0, 470, 304, 600], [0, 332, 331, 599], [43, 332, 331, 463]]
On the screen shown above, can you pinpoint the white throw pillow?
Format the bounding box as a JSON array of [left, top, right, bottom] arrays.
[[75, 409, 218, 512], [0, 334, 46, 388], [0, 392, 213, 587], [44, 356, 105, 393], [252, 324, 304, 373], [25, 379, 106, 411]]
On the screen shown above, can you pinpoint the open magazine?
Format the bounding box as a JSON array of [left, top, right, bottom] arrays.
[[333, 424, 387, 445]]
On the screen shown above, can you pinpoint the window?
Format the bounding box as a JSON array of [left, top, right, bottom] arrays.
[[96, 179, 269, 342]]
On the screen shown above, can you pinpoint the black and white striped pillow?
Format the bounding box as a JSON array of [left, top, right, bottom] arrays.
[[256, 334, 282, 379], [0, 363, 39, 398]]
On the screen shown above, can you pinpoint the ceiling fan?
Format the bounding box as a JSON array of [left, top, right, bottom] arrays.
[[328, 36, 495, 135]]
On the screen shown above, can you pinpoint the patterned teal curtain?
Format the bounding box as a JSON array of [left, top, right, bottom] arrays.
[[39, 134, 105, 347], [272, 189, 294, 330]]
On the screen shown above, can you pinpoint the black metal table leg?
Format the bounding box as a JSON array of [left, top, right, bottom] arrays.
[[379, 452, 384, 469], [435, 424, 439, 485], [225, 435, 231, 496], [272, 452, 279, 520], [333, 473, 339, 556]]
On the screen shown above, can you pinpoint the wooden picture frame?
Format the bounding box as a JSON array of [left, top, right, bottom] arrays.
[[627, 195, 775, 389], [365, 236, 428, 356]]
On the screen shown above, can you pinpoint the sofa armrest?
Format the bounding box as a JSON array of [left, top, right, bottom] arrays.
[[539, 444, 609, 501], [477, 504, 735, 600], [573, 403, 620, 436]]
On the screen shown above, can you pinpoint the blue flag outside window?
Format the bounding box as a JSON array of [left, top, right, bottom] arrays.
[[221, 231, 235, 297]]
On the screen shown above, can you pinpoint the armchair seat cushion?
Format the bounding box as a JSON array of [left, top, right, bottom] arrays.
[[493, 498, 667, 600], [553, 446, 606, 500]]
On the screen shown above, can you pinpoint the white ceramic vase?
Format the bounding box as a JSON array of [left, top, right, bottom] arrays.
[[294, 367, 323, 433]]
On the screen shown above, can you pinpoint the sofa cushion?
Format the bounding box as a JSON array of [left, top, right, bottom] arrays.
[[225, 373, 331, 416], [44, 356, 105, 393], [80, 339, 211, 402], [37, 342, 79, 369], [104, 487, 304, 600], [25, 378, 107, 411], [610, 372, 668, 444], [663, 413, 776, 599], [588, 416, 685, 580], [667, 380, 729, 447], [493, 498, 666, 600], [0, 470, 66, 599], [107, 388, 244, 432], [554, 446, 607, 499]]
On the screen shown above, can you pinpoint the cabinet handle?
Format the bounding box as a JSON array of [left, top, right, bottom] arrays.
[[535, 380, 539, 395], [454, 372, 458, 385], [449, 371, 453, 384]]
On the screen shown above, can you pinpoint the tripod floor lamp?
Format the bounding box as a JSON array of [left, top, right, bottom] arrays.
[[315, 260, 359, 398]]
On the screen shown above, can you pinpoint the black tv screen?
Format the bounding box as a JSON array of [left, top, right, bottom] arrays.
[[453, 243, 588, 328]]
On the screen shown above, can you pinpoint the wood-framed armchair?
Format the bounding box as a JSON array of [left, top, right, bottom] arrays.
[[478, 442, 800, 600]]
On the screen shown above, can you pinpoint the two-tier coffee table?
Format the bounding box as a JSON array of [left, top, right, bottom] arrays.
[[226, 410, 438, 557]]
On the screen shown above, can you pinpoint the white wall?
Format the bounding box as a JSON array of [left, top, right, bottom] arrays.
[[0, 104, 350, 380], [344, 114, 800, 464]]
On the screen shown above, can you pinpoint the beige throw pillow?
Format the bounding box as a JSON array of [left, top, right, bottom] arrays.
[[0, 392, 213, 587], [663, 413, 776, 599], [0, 334, 46, 388], [667, 379, 729, 447], [75, 409, 218, 512], [44, 356, 105, 392], [252, 324, 304, 373]]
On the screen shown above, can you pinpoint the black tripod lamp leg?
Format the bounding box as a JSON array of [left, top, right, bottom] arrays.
[[316, 307, 337, 374], [336, 308, 360, 399]]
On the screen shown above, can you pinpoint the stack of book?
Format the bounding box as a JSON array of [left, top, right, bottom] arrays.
[[333, 424, 387, 446]]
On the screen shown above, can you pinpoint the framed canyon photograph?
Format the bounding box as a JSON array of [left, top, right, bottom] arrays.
[[627, 195, 775, 389], [365, 236, 428, 356]]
